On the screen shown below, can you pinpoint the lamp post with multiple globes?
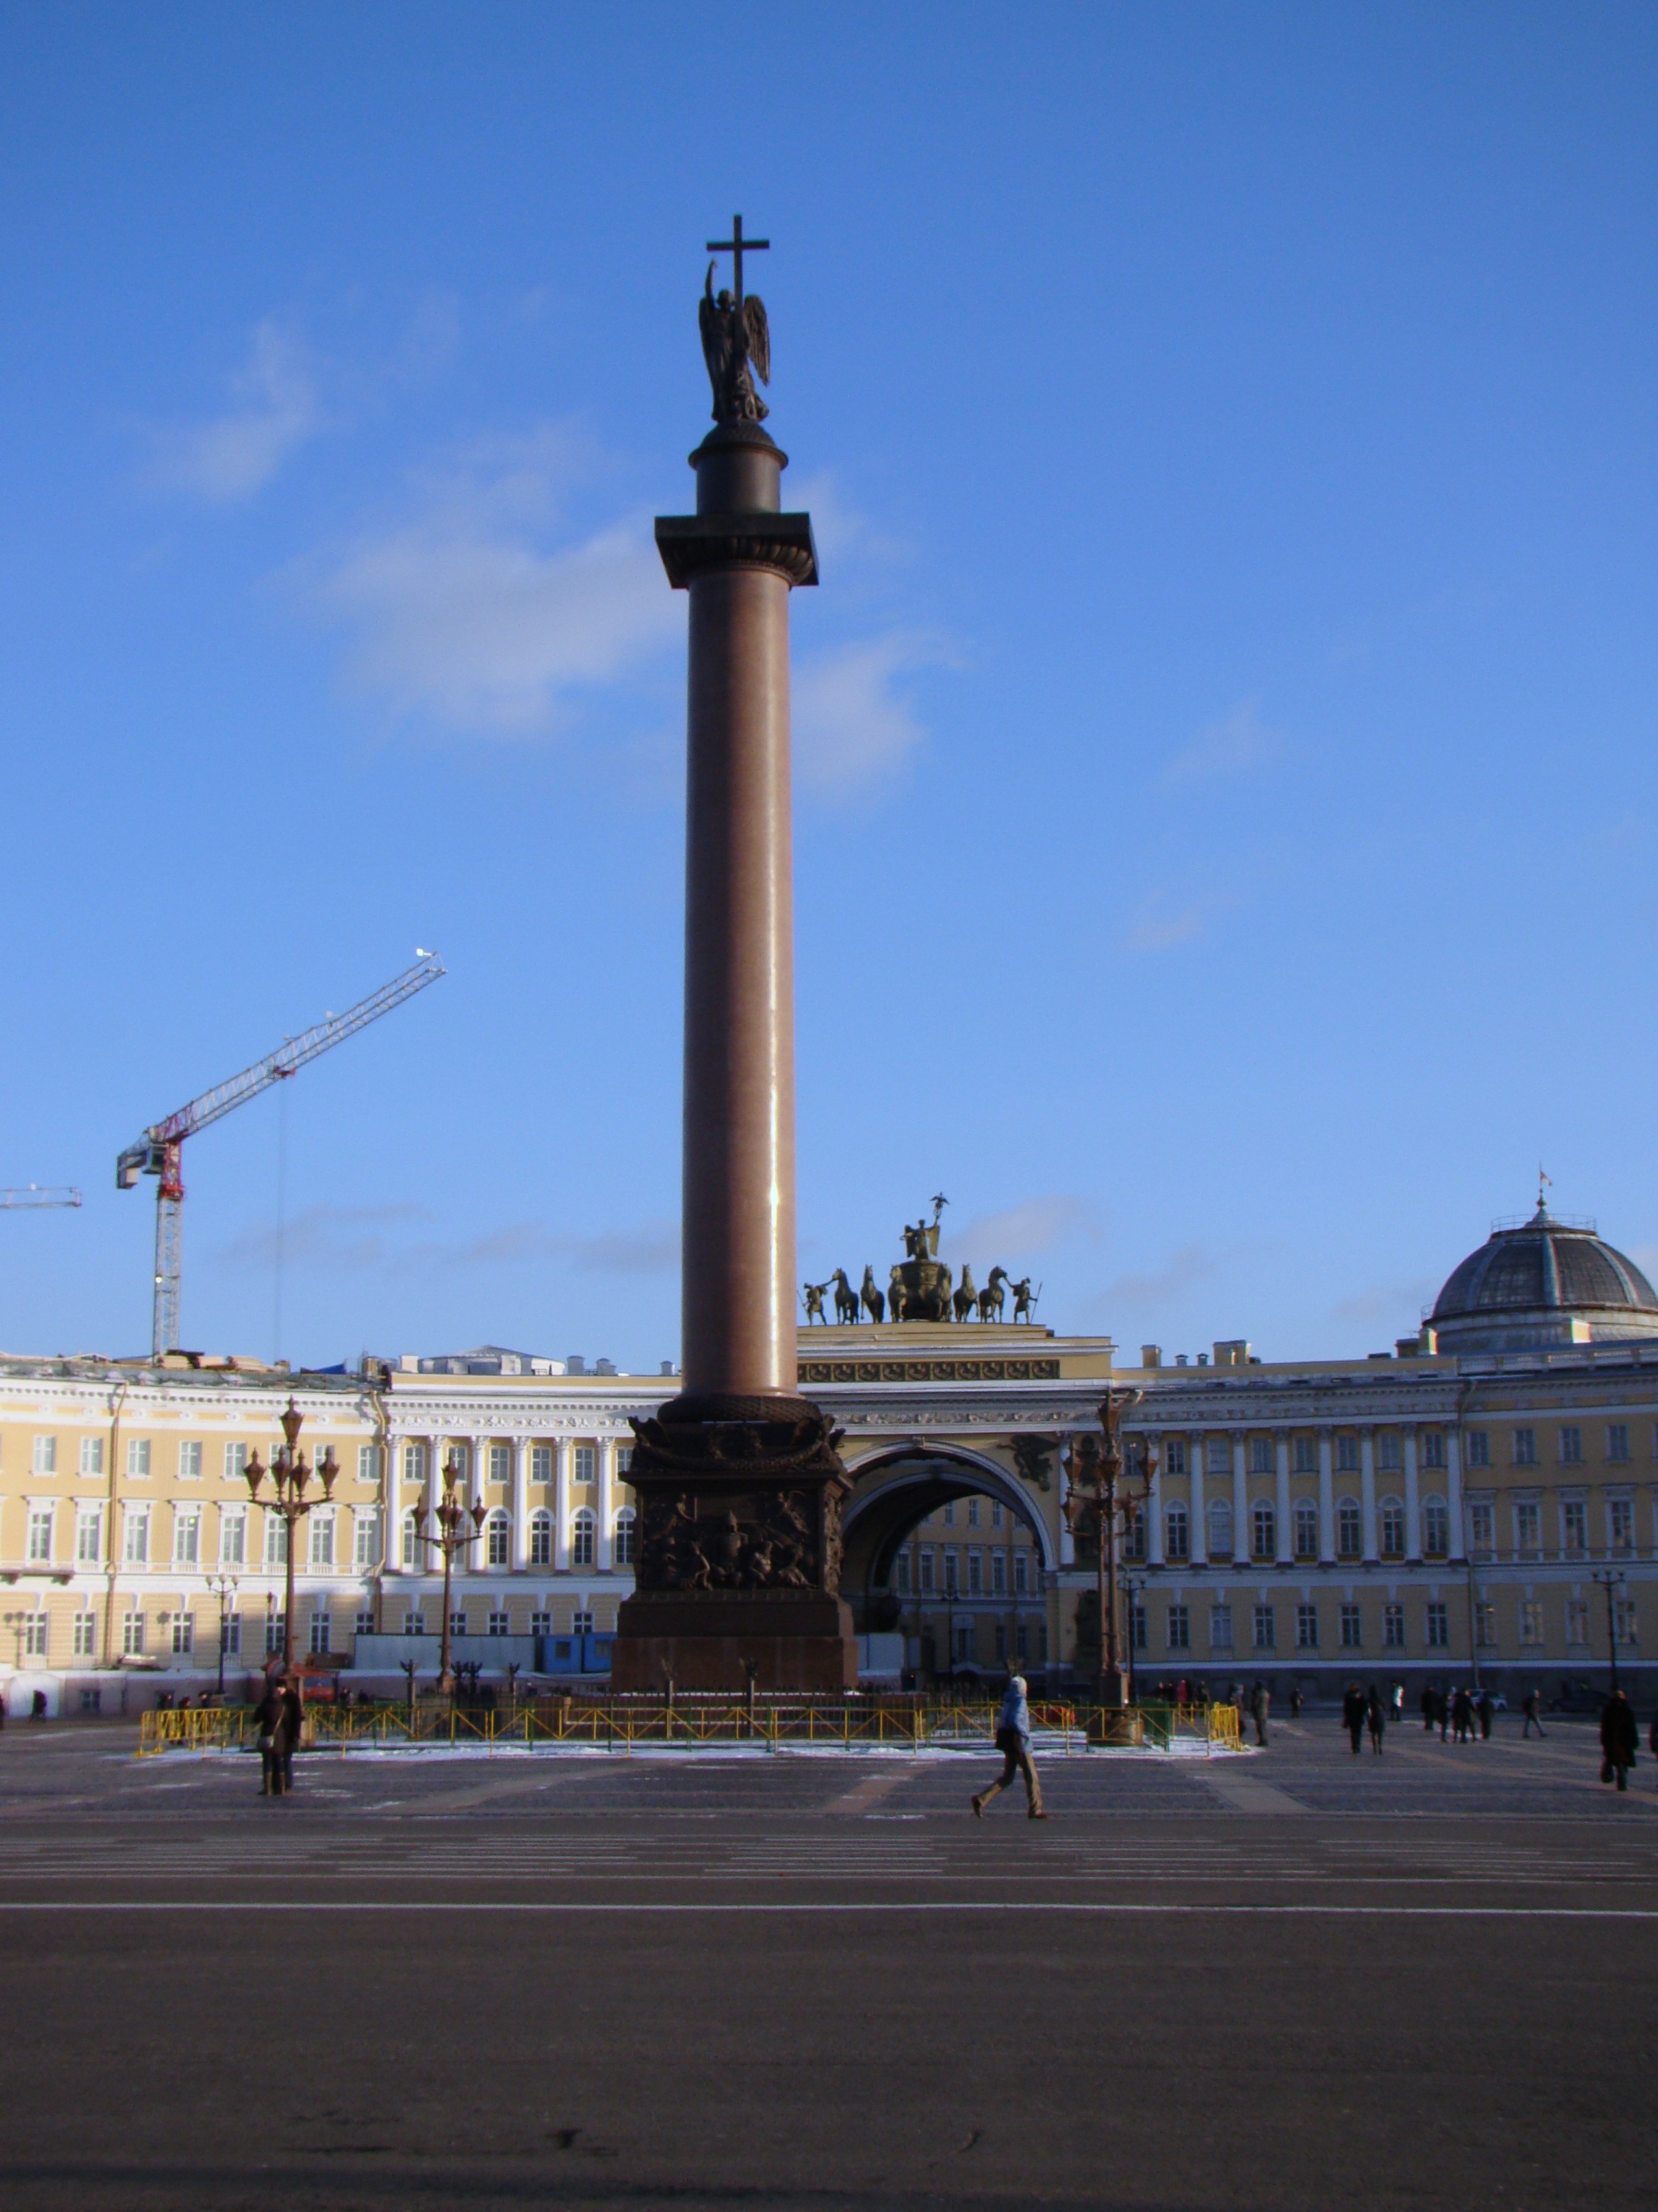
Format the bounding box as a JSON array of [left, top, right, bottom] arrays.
[[244, 1400, 338, 1675], [415, 1453, 486, 1693]]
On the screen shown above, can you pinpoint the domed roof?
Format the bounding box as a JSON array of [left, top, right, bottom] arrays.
[[1431, 1202, 1658, 1352]]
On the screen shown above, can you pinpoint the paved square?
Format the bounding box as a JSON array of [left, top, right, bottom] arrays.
[[1, 1710, 1653, 2209]]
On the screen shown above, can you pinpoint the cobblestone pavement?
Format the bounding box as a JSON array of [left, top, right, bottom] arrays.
[[0, 1711, 1653, 2209]]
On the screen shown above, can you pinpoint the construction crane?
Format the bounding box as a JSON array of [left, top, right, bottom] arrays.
[[0, 1187, 82, 1209], [118, 952, 444, 1359]]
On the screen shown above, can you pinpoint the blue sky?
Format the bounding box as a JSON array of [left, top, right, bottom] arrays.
[[3, 5, 1656, 1369]]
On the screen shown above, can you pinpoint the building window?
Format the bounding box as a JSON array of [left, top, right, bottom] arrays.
[[1616, 1599, 1639, 1647], [127, 1439, 150, 1478], [121, 1612, 145, 1656], [73, 1614, 96, 1658], [967, 1550, 983, 1595], [954, 1623, 974, 1662], [446, 1444, 471, 1484], [1295, 1604, 1318, 1650], [1125, 1507, 1147, 1562], [944, 1550, 959, 1593], [1609, 1499, 1635, 1552], [220, 1509, 246, 1566], [531, 1445, 553, 1484], [1379, 1502, 1405, 1560], [353, 1609, 374, 1638], [264, 1513, 288, 1566], [1210, 1604, 1234, 1652], [1164, 1439, 1187, 1479], [943, 1500, 955, 1527], [402, 1610, 424, 1637], [403, 1444, 427, 1487], [401, 1513, 420, 1568], [617, 1447, 633, 1478], [991, 1550, 1006, 1595], [569, 1608, 594, 1636], [1425, 1602, 1448, 1649], [354, 1512, 381, 1569], [1559, 1426, 1583, 1466], [574, 1447, 596, 1484], [1520, 1601, 1544, 1647], [1293, 1502, 1319, 1561], [27, 1510, 53, 1563], [529, 1511, 553, 1566], [32, 1435, 57, 1474], [613, 1508, 636, 1567], [224, 1442, 248, 1482], [1340, 1603, 1362, 1650], [1294, 1436, 1317, 1474], [1206, 1437, 1230, 1476], [1562, 1500, 1588, 1554], [307, 1512, 335, 1567], [967, 1497, 980, 1528], [896, 1552, 911, 1595], [79, 1437, 103, 1476], [1474, 1602, 1496, 1649], [530, 1610, 551, 1636], [357, 1445, 383, 1484], [1377, 1432, 1402, 1473], [173, 1510, 200, 1567], [450, 1610, 468, 1639], [1607, 1424, 1631, 1464], [1464, 1430, 1490, 1469], [919, 1550, 934, 1593], [570, 1509, 596, 1568], [1422, 1432, 1446, 1470], [223, 1614, 242, 1655], [993, 1624, 1007, 1661], [1165, 1505, 1190, 1562], [991, 1499, 1005, 1527], [1514, 1502, 1540, 1557], [1207, 1500, 1234, 1557], [487, 1513, 511, 1567], [1015, 1625, 1029, 1662], [265, 1613, 286, 1656], [1336, 1435, 1358, 1474], [1423, 1498, 1449, 1557], [1131, 1604, 1147, 1653], [23, 1614, 48, 1659], [76, 1508, 101, 1563], [1014, 1550, 1029, 1595], [1167, 1604, 1190, 1652], [1251, 1502, 1275, 1560], [1512, 1429, 1536, 1467], [1250, 1437, 1272, 1476], [123, 1510, 149, 1565], [489, 1443, 512, 1484], [1468, 1501, 1494, 1554], [1252, 1604, 1276, 1651], [301, 1612, 326, 1654], [1336, 1500, 1362, 1558], [1383, 1604, 1405, 1650], [488, 1610, 510, 1637], [164, 1610, 190, 1656], [179, 1441, 202, 1480]]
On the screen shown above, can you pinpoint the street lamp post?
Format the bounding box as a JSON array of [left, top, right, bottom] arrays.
[[244, 1399, 338, 1675], [205, 1573, 239, 1697], [415, 1453, 485, 1693], [1592, 1568, 1627, 1695], [1062, 1391, 1150, 1706]]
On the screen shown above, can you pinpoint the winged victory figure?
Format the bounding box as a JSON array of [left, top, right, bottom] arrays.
[[699, 263, 771, 426]]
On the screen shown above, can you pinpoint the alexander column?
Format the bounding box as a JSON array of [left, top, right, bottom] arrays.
[[611, 221, 858, 1693]]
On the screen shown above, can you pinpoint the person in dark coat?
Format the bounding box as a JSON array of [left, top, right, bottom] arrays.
[[1366, 1684, 1386, 1755], [1420, 1684, 1436, 1731], [279, 1678, 302, 1791], [1477, 1690, 1494, 1740], [1342, 1682, 1366, 1754], [253, 1677, 300, 1797], [1249, 1680, 1270, 1746], [1451, 1688, 1474, 1743], [1438, 1686, 1450, 1742], [1600, 1690, 1638, 1792], [1523, 1688, 1546, 1738]]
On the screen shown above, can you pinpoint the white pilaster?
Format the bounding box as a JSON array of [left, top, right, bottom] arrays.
[[1447, 1427, 1466, 1563], [1403, 1426, 1421, 1563], [1275, 1434, 1292, 1565], [598, 1437, 616, 1571], [1232, 1435, 1247, 1567], [1189, 1434, 1207, 1565], [1148, 1437, 1164, 1566], [1318, 1427, 1335, 1564], [554, 1439, 572, 1571], [512, 1437, 529, 1569], [1360, 1427, 1378, 1563]]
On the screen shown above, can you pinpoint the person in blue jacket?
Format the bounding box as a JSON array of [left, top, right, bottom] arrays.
[[971, 1673, 1047, 1820]]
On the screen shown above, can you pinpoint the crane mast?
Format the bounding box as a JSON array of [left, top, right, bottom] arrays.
[[118, 953, 444, 1357]]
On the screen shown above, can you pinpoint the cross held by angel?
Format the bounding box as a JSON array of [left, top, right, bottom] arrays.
[[699, 215, 772, 426]]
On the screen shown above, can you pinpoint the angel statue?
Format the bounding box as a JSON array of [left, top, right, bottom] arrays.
[[699, 263, 771, 426]]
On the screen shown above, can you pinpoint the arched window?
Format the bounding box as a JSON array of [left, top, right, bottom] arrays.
[[1251, 1501, 1276, 1560], [486, 1511, 511, 1567], [1336, 1498, 1362, 1557], [529, 1510, 552, 1567], [1379, 1498, 1406, 1559], [1422, 1496, 1449, 1558], [401, 1511, 421, 1568], [1294, 1500, 1320, 1561], [1207, 1499, 1233, 1558], [571, 1508, 596, 1568], [613, 1507, 636, 1567]]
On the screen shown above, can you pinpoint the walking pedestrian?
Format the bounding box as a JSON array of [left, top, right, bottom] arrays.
[[1438, 1686, 1450, 1742], [1366, 1684, 1386, 1756], [1451, 1688, 1474, 1743], [1477, 1690, 1494, 1741], [1250, 1680, 1271, 1746], [971, 1675, 1046, 1821], [279, 1677, 302, 1792], [254, 1675, 299, 1798], [1522, 1689, 1546, 1738], [1290, 1688, 1303, 1721], [1389, 1681, 1405, 1727], [1420, 1684, 1436, 1731], [1600, 1690, 1638, 1794], [1342, 1682, 1365, 1753]]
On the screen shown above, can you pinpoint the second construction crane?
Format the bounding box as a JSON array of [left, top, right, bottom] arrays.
[[118, 953, 444, 1359]]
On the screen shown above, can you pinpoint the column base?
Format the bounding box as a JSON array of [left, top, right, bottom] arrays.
[[611, 1593, 857, 1694]]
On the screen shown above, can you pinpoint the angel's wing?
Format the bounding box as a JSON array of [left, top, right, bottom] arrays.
[[743, 294, 771, 385], [700, 285, 733, 389]]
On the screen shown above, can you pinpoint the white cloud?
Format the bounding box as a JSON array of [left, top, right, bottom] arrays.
[[954, 1196, 1097, 1268], [301, 426, 681, 733], [1127, 899, 1206, 952], [1161, 698, 1287, 789], [147, 320, 322, 500], [217, 1202, 426, 1271], [793, 632, 950, 794], [220, 1203, 678, 1278]]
